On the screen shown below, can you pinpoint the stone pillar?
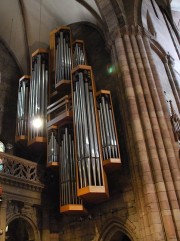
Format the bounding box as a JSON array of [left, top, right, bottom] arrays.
[[124, 25, 180, 240], [110, 38, 148, 240], [41, 207, 50, 241], [0, 199, 7, 241], [134, 27, 180, 239], [142, 32, 180, 198], [112, 27, 166, 241]]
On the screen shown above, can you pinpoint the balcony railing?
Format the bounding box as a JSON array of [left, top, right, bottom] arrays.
[[0, 152, 43, 186]]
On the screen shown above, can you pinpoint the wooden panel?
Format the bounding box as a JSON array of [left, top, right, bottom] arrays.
[[47, 162, 59, 168], [55, 79, 71, 92], [32, 48, 48, 57], [47, 110, 73, 128], [77, 186, 109, 203], [60, 204, 86, 215], [28, 137, 47, 147], [15, 135, 27, 142], [103, 158, 121, 172]]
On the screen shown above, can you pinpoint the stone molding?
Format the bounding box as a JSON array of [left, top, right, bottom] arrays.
[[0, 152, 44, 192]]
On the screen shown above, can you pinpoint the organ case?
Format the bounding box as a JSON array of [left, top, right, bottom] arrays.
[[71, 65, 109, 203], [50, 26, 72, 94], [28, 49, 48, 147], [15, 75, 30, 142], [96, 90, 121, 172]]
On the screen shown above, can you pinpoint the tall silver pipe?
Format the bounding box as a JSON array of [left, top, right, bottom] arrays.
[[79, 73, 91, 186], [109, 109, 118, 157], [90, 92, 102, 186], [76, 80, 87, 187], [73, 85, 83, 188], [84, 80, 96, 185], [101, 96, 111, 158], [105, 98, 115, 157]]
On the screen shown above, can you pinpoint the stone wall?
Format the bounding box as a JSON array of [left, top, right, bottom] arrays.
[[0, 40, 21, 148]]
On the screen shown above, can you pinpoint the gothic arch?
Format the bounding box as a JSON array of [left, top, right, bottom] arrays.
[[98, 218, 138, 241], [7, 214, 40, 241]]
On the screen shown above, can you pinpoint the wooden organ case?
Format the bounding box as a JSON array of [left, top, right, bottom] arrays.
[[71, 65, 109, 203], [96, 90, 121, 172], [15, 75, 30, 142], [15, 25, 121, 215], [28, 48, 49, 148], [48, 27, 85, 214]]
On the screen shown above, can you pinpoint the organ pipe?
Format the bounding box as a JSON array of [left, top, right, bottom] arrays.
[[59, 126, 84, 213], [16, 75, 30, 141], [47, 126, 59, 166], [28, 49, 49, 142], [50, 26, 72, 93], [96, 90, 121, 167], [72, 65, 109, 202], [72, 40, 86, 68]]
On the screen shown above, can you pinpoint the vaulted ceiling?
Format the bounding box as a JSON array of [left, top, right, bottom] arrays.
[[0, 0, 103, 74], [0, 0, 179, 75]]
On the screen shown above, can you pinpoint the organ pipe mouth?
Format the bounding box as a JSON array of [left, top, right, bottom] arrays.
[[32, 117, 43, 129]]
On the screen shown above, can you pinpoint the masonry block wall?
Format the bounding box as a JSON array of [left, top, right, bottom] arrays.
[[0, 41, 21, 147]]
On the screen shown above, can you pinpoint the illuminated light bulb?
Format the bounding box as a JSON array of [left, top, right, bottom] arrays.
[[32, 117, 43, 129]]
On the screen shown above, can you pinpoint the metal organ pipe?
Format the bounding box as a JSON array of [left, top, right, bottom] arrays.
[[72, 68, 104, 189], [16, 76, 30, 138], [72, 41, 86, 67], [55, 30, 71, 84], [97, 93, 119, 160], [60, 127, 82, 206], [47, 129, 59, 163], [29, 50, 48, 140]]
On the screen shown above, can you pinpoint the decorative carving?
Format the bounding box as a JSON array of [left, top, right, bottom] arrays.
[[6, 200, 42, 228], [0, 153, 41, 184], [169, 101, 180, 145]]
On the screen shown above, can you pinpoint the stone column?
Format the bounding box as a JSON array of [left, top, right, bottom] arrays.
[[128, 26, 180, 240], [41, 207, 50, 241], [110, 39, 148, 240], [112, 27, 166, 241], [142, 31, 180, 199], [0, 199, 7, 241], [134, 27, 180, 238]]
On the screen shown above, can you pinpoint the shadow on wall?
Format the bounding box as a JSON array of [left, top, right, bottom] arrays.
[[0, 41, 21, 148]]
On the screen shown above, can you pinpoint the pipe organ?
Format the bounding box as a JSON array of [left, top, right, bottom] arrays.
[[47, 126, 59, 166], [15, 75, 30, 142], [15, 25, 121, 214], [72, 65, 109, 202], [28, 49, 48, 146], [72, 40, 86, 67], [96, 90, 121, 171], [50, 26, 72, 93], [59, 126, 85, 213]]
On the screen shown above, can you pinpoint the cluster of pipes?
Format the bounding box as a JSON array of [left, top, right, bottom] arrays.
[[55, 30, 71, 83], [72, 41, 86, 67], [47, 130, 59, 163], [16, 77, 30, 136], [72, 70, 103, 188], [97, 94, 119, 160], [16, 26, 120, 208], [29, 52, 48, 139], [59, 127, 81, 205]]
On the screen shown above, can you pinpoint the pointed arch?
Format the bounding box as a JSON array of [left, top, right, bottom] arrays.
[[7, 214, 40, 241], [98, 218, 138, 241]]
